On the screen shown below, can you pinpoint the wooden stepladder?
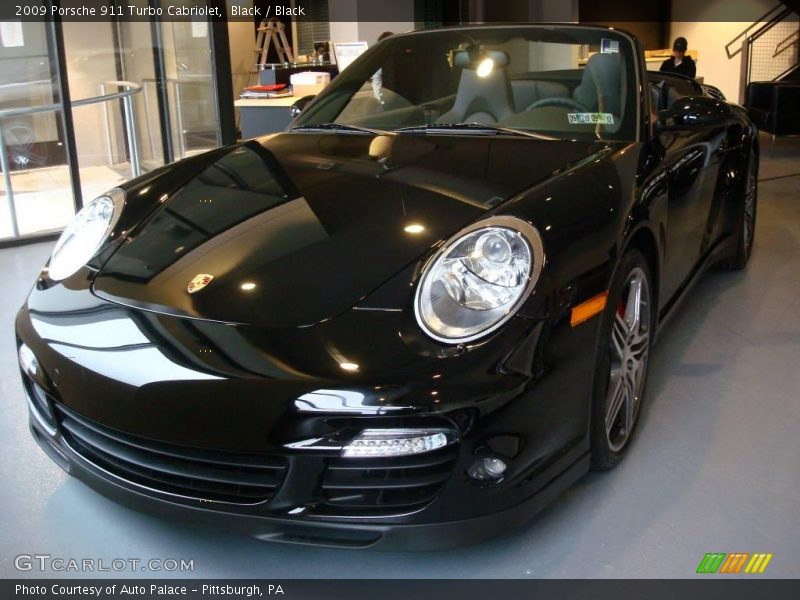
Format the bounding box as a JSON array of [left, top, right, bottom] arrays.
[[255, 18, 295, 66]]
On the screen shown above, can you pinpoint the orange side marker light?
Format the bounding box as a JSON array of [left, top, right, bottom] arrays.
[[570, 292, 609, 327]]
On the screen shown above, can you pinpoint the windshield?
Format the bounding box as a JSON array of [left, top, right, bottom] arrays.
[[292, 26, 639, 142]]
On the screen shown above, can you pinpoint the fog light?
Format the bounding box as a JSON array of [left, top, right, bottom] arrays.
[[467, 457, 507, 482], [342, 428, 453, 458], [19, 344, 38, 376]]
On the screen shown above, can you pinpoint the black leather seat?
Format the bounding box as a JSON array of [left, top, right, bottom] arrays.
[[510, 80, 570, 112], [572, 52, 623, 114]]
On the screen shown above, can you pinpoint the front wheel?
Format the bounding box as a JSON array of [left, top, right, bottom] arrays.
[[591, 250, 655, 470]]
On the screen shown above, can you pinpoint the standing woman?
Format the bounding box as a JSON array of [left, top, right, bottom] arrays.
[[660, 37, 697, 78]]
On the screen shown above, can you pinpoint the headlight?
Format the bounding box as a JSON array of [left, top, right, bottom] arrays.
[[341, 428, 454, 457], [47, 189, 124, 281], [414, 216, 544, 343]]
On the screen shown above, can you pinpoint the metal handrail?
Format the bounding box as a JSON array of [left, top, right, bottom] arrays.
[[773, 29, 800, 58], [99, 81, 142, 178], [0, 79, 51, 93], [749, 11, 798, 46], [772, 58, 800, 82], [0, 81, 141, 238], [0, 82, 141, 118], [739, 9, 799, 98], [725, 4, 793, 58]]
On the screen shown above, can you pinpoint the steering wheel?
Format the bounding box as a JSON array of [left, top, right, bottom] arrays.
[[526, 97, 590, 112]]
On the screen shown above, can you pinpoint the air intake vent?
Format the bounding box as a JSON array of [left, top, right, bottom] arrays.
[[319, 445, 457, 516], [55, 403, 287, 505]]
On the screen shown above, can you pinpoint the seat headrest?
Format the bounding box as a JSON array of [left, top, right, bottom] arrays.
[[451, 49, 510, 70]]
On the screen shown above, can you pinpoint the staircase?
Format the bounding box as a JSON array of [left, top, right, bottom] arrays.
[[726, 3, 800, 101]]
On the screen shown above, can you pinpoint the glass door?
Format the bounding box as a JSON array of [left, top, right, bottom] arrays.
[[0, 0, 230, 242], [0, 20, 73, 238], [117, 19, 166, 172], [159, 2, 221, 159], [60, 18, 154, 210]]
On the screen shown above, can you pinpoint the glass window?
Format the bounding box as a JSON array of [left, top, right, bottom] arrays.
[[0, 3, 225, 241], [162, 19, 220, 158]]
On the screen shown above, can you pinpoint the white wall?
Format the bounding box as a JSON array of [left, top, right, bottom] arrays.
[[669, 0, 775, 102], [328, 0, 414, 47], [329, 21, 359, 46], [357, 0, 415, 45], [530, 0, 579, 22], [328, 0, 359, 45]]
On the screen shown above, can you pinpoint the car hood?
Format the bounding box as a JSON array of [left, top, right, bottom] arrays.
[[93, 132, 605, 327]]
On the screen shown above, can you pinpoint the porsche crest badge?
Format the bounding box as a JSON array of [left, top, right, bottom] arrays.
[[187, 274, 214, 294]]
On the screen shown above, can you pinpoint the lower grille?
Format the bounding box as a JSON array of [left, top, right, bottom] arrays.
[[54, 404, 287, 505], [319, 445, 458, 515], [22, 375, 57, 434]]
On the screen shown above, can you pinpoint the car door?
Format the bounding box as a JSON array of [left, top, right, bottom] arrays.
[[655, 77, 725, 302]]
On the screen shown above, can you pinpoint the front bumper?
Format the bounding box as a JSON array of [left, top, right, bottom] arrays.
[[16, 284, 598, 549], [28, 411, 588, 550]]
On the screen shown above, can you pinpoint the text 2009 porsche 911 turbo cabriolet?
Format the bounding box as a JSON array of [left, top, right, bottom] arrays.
[[16, 25, 757, 549]]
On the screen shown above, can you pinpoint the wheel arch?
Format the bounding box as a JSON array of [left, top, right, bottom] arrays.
[[621, 224, 661, 323]]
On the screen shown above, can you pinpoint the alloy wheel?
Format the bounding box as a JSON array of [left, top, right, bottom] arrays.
[[605, 266, 651, 452]]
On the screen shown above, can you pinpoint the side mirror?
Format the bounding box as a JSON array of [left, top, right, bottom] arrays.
[[290, 95, 316, 118], [657, 96, 731, 131]]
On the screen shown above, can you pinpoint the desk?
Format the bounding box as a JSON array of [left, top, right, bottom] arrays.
[[235, 96, 298, 138]]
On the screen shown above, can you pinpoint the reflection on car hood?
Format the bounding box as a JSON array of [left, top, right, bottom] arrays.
[[93, 132, 604, 326]]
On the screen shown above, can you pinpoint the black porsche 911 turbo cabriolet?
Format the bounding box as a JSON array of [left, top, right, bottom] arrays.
[[16, 25, 757, 549]]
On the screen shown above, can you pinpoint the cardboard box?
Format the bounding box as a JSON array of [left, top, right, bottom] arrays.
[[290, 71, 330, 97], [290, 71, 331, 85], [292, 82, 327, 97]]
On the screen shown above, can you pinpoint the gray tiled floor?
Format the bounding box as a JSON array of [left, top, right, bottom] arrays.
[[1, 136, 798, 579]]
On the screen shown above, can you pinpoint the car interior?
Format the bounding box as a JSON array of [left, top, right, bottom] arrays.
[[334, 42, 637, 140], [500, 51, 627, 135], [646, 71, 703, 113]]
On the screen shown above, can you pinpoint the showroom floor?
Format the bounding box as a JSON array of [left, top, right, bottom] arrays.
[[1, 135, 798, 579]]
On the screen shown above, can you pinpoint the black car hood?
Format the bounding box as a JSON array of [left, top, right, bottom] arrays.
[[93, 133, 604, 327]]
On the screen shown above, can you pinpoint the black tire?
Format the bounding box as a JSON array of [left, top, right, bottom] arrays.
[[718, 150, 757, 270], [590, 249, 655, 470]]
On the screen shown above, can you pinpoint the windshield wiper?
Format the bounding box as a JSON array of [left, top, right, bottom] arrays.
[[394, 123, 563, 140], [288, 122, 392, 136]]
